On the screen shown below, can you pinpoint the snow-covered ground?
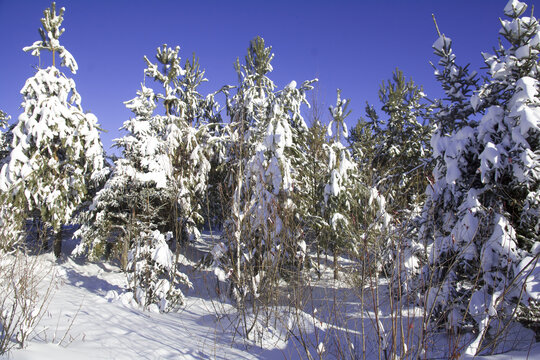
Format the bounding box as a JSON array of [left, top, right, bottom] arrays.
[[2, 234, 539, 360], [0, 254, 270, 359]]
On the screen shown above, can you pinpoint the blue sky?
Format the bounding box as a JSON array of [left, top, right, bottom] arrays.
[[0, 0, 514, 154]]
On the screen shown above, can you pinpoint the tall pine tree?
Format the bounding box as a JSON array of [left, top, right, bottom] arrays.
[[351, 69, 432, 217], [0, 3, 105, 256], [320, 90, 357, 279], [76, 44, 218, 311], [419, 0, 540, 354], [214, 37, 316, 306]]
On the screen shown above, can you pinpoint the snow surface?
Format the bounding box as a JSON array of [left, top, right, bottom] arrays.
[[0, 253, 266, 360], [2, 233, 539, 360]]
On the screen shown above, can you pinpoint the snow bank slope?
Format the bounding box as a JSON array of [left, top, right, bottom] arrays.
[[1, 255, 269, 360]]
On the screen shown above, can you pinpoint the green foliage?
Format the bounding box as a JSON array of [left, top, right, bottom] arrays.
[[294, 118, 328, 249], [236, 36, 275, 90], [0, 110, 10, 164], [350, 69, 432, 216]]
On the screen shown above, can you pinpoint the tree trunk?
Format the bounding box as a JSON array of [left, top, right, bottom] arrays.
[[53, 227, 62, 258], [33, 215, 48, 251], [316, 244, 321, 279], [333, 248, 339, 280], [121, 236, 129, 271]]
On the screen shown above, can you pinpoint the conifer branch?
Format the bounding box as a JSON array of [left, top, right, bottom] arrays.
[[432, 14, 441, 37]]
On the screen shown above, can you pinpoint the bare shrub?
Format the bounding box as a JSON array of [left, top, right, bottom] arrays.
[[0, 250, 55, 354]]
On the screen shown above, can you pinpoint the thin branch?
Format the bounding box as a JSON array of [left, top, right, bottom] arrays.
[[432, 14, 442, 37]]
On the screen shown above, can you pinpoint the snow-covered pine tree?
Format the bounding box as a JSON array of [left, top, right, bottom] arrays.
[[242, 79, 314, 292], [74, 84, 166, 264], [218, 38, 276, 281], [419, 0, 540, 354], [76, 45, 217, 311], [348, 70, 432, 293], [417, 15, 482, 307], [320, 90, 358, 280], [215, 37, 280, 302], [0, 110, 24, 250], [215, 37, 315, 305], [126, 229, 192, 313], [354, 69, 432, 216], [146, 50, 216, 248], [294, 109, 328, 276], [0, 3, 105, 256]]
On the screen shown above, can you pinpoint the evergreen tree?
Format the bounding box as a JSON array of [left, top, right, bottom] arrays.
[[319, 90, 357, 279], [0, 3, 105, 256], [419, 1, 540, 354], [216, 37, 280, 301], [76, 44, 217, 311], [214, 37, 316, 305], [126, 229, 192, 313], [74, 84, 165, 263], [348, 70, 432, 292], [294, 113, 328, 275], [348, 105, 378, 165], [350, 69, 432, 217], [144, 46, 217, 247], [0, 110, 24, 250]]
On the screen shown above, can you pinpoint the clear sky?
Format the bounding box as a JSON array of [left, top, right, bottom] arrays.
[[0, 0, 515, 154]]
